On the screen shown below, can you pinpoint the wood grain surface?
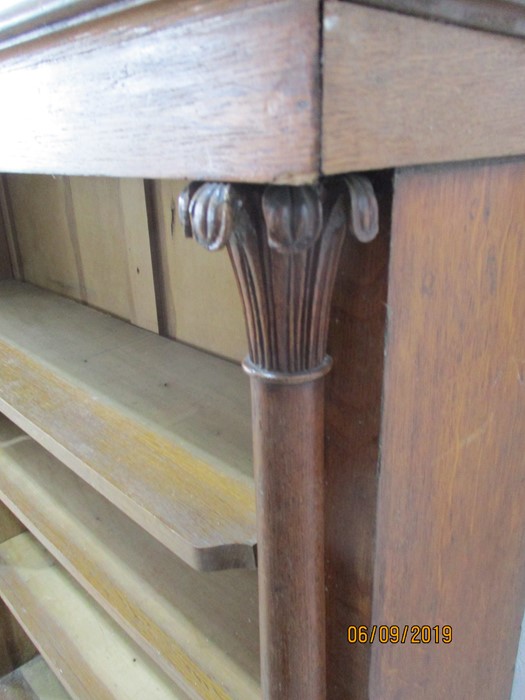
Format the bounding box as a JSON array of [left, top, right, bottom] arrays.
[[0, 532, 191, 699], [347, 0, 525, 39], [147, 180, 248, 361], [0, 0, 319, 184], [0, 281, 255, 571], [252, 379, 326, 700], [0, 416, 260, 700], [323, 2, 525, 174], [324, 173, 391, 699], [3, 175, 158, 332], [371, 159, 525, 699]]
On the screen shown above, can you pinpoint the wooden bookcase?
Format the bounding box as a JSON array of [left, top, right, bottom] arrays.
[[0, 2, 524, 699]]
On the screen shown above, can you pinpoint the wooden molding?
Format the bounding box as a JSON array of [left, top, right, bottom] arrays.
[[180, 177, 379, 699]]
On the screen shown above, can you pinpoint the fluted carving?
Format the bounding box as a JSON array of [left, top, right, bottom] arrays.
[[179, 177, 378, 378]]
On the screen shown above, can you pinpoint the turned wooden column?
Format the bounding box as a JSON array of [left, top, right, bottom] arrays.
[[180, 177, 378, 699]]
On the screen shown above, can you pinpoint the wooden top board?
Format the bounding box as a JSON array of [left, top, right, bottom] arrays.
[[0, 281, 256, 571], [0, 0, 319, 184]]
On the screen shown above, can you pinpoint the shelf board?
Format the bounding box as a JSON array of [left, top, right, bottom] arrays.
[[0, 281, 255, 571], [0, 416, 260, 700], [0, 532, 191, 700], [0, 656, 71, 699]]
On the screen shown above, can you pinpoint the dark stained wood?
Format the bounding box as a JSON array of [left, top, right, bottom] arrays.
[[0, 0, 319, 184], [0, 598, 37, 678], [0, 218, 12, 280], [323, 2, 525, 175], [371, 159, 525, 699], [348, 0, 525, 40], [0, 176, 19, 280], [251, 378, 326, 700], [181, 178, 380, 699], [0, 503, 25, 543], [324, 173, 391, 699]]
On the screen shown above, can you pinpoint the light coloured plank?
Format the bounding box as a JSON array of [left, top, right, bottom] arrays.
[[0, 0, 319, 184], [0, 532, 190, 700], [118, 178, 158, 333], [149, 180, 247, 362], [0, 281, 255, 571], [66, 177, 135, 320], [3, 176, 81, 298], [3, 175, 157, 331], [323, 2, 525, 174], [0, 656, 71, 699], [0, 416, 259, 700]]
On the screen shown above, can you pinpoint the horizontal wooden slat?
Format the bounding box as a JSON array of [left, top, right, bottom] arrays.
[[0, 532, 190, 700], [0, 416, 260, 700], [322, 2, 525, 174], [0, 0, 319, 184], [0, 281, 255, 571], [0, 656, 71, 699]]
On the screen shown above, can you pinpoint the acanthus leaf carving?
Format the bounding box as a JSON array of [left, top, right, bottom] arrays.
[[262, 185, 323, 253], [179, 177, 379, 378], [344, 174, 379, 242]]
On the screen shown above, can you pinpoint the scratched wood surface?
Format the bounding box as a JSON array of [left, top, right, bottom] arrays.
[[3, 175, 158, 332], [0, 416, 260, 699], [0, 655, 71, 699], [323, 2, 525, 174], [0, 532, 191, 699], [0, 0, 319, 184], [0, 281, 255, 571], [371, 159, 525, 699]]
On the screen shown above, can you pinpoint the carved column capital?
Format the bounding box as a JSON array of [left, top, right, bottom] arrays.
[[179, 177, 378, 381]]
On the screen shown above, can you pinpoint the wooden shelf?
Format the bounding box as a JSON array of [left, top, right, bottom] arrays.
[[0, 416, 260, 700], [0, 281, 255, 571], [0, 656, 71, 699], [0, 532, 191, 700]]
